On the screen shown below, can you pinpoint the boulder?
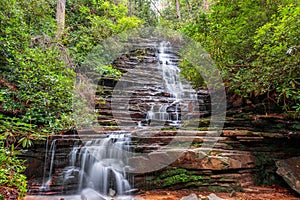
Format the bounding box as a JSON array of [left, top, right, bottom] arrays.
[[180, 193, 198, 200], [276, 157, 300, 195], [81, 188, 108, 200], [207, 193, 225, 200]]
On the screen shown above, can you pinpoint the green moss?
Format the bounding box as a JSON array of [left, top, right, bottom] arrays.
[[158, 167, 188, 179], [161, 127, 178, 131], [153, 168, 206, 188], [197, 127, 209, 131], [192, 141, 202, 147], [161, 174, 206, 187]]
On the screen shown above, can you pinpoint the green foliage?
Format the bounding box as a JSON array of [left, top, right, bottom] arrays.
[[0, 45, 75, 136], [0, 136, 27, 197], [96, 64, 123, 78], [253, 152, 277, 185], [159, 0, 213, 27], [155, 167, 205, 187], [18, 0, 57, 36], [1, 0, 75, 135], [0, 0, 146, 197], [128, 0, 158, 26], [253, 4, 300, 111], [178, 60, 205, 89], [64, 0, 143, 64], [179, 0, 299, 113]]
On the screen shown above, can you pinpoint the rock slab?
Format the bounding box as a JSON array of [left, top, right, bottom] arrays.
[[276, 157, 300, 195], [180, 193, 198, 200]]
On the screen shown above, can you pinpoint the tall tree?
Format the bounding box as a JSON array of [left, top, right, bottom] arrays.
[[56, 0, 66, 38], [175, 0, 181, 20]]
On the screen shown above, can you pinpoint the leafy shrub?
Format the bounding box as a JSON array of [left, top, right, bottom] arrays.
[[0, 0, 74, 196], [180, 0, 300, 113], [64, 0, 143, 64], [253, 4, 300, 111], [0, 136, 27, 198]]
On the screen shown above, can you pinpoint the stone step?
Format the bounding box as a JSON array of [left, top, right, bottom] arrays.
[[47, 132, 268, 150]]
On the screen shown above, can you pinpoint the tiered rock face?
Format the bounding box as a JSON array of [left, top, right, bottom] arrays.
[[24, 126, 300, 194], [93, 42, 300, 191], [95, 42, 209, 128], [23, 132, 82, 195], [131, 127, 300, 192], [24, 41, 300, 195]]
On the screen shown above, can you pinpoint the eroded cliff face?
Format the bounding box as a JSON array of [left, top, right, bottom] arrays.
[[23, 42, 300, 195]]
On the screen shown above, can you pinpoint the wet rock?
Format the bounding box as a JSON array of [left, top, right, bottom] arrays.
[[207, 193, 225, 200], [173, 149, 255, 170], [148, 151, 172, 165], [109, 188, 116, 197], [115, 196, 134, 200], [143, 56, 156, 63], [81, 188, 107, 200], [198, 90, 209, 95], [124, 188, 140, 195], [180, 193, 198, 200], [276, 157, 300, 194]]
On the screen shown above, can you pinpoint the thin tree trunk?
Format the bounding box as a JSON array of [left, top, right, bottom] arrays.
[[128, 0, 132, 16], [149, 0, 163, 17], [175, 0, 181, 21], [203, 0, 209, 13], [56, 0, 66, 38]]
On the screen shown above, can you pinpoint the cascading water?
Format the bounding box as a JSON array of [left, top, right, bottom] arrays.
[[40, 139, 56, 191], [63, 132, 132, 199], [37, 41, 202, 198], [159, 42, 184, 99], [144, 41, 198, 127]]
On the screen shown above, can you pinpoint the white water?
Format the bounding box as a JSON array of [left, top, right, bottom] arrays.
[[39, 41, 200, 198], [64, 132, 132, 198], [159, 42, 184, 99], [40, 139, 56, 191], [144, 41, 198, 127]]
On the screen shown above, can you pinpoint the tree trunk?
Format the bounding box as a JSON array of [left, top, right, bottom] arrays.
[[56, 0, 66, 38], [203, 0, 209, 13], [128, 0, 132, 16], [149, 0, 163, 17], [175, 0, 181, 21]]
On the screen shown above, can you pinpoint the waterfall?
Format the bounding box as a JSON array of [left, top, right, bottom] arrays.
[[37, 41, 201, 198], [64, 132, 132, 198], [40, 139, 57, 191], [144, 41, 198, 128], [145, 104, 154, 125], [159, 42, 183, 99]]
